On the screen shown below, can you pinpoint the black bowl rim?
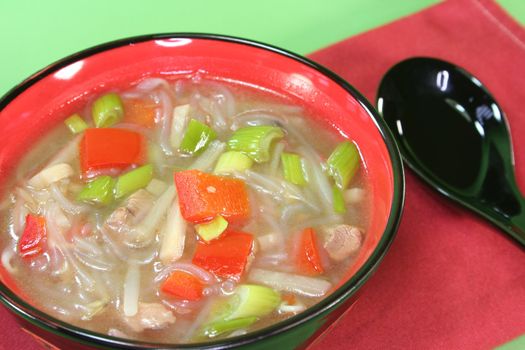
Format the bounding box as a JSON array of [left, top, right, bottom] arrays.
[[0, 33, 405, 349]]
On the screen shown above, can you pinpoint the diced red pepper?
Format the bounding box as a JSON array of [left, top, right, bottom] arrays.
[[18, 214, 47, 259], [161, 270, 204, 301], [296, 227, 324, 275], [192, 231, 254, 280], [174, 170, 250, 224], [80, 128, 145, 178], [123, 98, 157, 128]]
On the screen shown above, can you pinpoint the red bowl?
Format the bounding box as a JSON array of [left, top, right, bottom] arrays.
[[0, 34, 404, 349]]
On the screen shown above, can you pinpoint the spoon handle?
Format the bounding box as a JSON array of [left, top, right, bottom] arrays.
[[509, 205, 525, 247], [484, 184, 525, 247]]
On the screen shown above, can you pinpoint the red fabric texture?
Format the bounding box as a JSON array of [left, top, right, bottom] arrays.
[[308, 0, 525, 349], [1, 1, 525, 349]]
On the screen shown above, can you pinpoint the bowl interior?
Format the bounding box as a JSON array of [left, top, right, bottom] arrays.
[[0, 35, 399, 346]]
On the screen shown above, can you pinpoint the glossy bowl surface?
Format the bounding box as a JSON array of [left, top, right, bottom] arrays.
[[0, 34, 404, 349]]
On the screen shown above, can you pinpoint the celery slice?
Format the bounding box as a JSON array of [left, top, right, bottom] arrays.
[[281, 152, 307, 186], [92, 93, 124, 128], [214, 151, 253, 174], [64, 114, 88, 134], [327, 141, 360, 189], [201, 317, 257, 338], [77, 176, 115, 205], [227, 126, 284, 163], [195, 215, 229, 242], [332, 185, 346, 214], [180, 119, 217, 154], [114, 164, 153, 199]]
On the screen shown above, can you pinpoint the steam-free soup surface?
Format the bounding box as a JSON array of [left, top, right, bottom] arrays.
[[0, 76, 369, 343]]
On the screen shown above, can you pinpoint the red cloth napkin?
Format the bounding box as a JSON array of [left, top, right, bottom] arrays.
[[308, 0, 525, 349], [2, 1, 525, 350]]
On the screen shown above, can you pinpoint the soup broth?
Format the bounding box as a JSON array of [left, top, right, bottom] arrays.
[[0, 77, 370, 343]]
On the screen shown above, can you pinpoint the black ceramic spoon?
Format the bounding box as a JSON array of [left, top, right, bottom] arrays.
[[377, 57, 525, 247]]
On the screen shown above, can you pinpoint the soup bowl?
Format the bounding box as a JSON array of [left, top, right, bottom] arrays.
[[0, 34, 404, 349]]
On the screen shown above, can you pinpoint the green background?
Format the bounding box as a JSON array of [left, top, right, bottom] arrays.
[[0, 0, 523, 97], [0, 0, 524, 348]]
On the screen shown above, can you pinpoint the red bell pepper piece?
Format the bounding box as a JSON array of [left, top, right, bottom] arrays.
[[174, 170, 250, 224], [161, 270, 204, 301], [123, 98, 157, 128], [296, 227, 324, 275], [18, 214, 47, 259], [192, 231, 254, 280], [80, 128, 145, 178]]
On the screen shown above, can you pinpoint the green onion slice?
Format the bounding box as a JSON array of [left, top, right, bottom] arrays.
[[214, 151, 253, 174], [64, 114, 88, 134], [114, 164, 153, 199], [180, 119, 217, 154], [195, 215, 229, 242], [227, 126, 284, 163], [281, 152, 307, 186], [327, 141, 360, 189], [332, 185, 346, 214], [77, 176, 115, 205], [92, 93, 124, 128]]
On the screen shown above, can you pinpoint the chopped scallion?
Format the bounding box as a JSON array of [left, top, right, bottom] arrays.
[[214, 151, 253, 174], [77, 176, 115, 205], [180, 119, 217, 154], [64, 114, 88, 134], [92, 93, 124, 128], [332, 185, 346, 214], [227, 126, 284, 163], [195, 215, 228, 242], [281, 152, 307, 186], [327, 141, 360, 189], [114, 164, 153, 199]]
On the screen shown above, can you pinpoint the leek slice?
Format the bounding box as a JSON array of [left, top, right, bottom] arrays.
[[180, 119, 217, 154], [327, 141, 360, 189], [64, 114, 88, 134], [201, 317, 257, 338], [77, 176, 115, 205], [92, 93, 124, 128], [114, 164, 153, 199], [227, 126, 284, 163], [211, 284, 280, 322], [214, 151, 253, 174], [281, 152, 307, 186], [195, 215, 228, 242]]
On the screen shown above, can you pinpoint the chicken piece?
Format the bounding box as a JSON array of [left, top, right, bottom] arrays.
[[322, 225, 363, 261], [123, 302, 176, 332], [105, 189, 155, 233]]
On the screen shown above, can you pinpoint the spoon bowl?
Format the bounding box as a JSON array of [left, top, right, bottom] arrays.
[[377, 57, 525, 247]]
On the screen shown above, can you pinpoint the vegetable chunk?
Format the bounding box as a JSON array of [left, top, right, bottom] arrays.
[[192, 231, 254, 279], [18, 214, 47, 259], [161, 270, 204, 301], [174, 170, 250, 224], [80, 128, 145, 177]]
